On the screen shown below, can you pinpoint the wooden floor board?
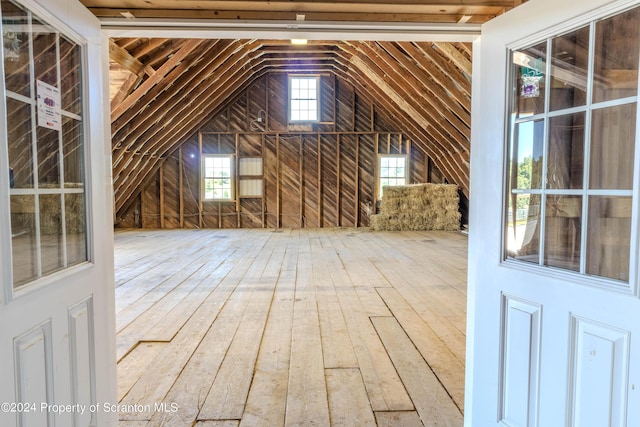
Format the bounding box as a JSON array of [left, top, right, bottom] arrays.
[[115, 228, 467, 426], [117, 342, 166, 402], [318, 299, 359, 369], [239, 269, 295, 427], [197, 282, 277, 420], [195, 421, 240, 427], [376, 287, 465, 410], [328, 248, 414, 412], [284, 299, 331, 427], [326, 368, 376, 427], [375, 411, 424, 427], [372, 317, 464, 427]]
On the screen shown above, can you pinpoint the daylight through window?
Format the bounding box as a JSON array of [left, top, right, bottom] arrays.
[[379, 156, 407, 198], [204, 155, 233, 200], [289, 76, 319, 122]]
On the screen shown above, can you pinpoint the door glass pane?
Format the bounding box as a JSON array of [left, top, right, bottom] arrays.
[[62, 116, 83, 187], [586, 196, 631, 282], [544, 195, 582, 271], [550, 26, 589, 111], [6, 98, 33, 188], [32, 17, 57, 86], [510, 120, 544, 190], [65, 193, 86, 266], [3, 3, 88, 289], [39, 194, 63, 275], [37, 125, 60, 186], [2, 0, 31, 96], [589, 103, 636, 190], [547, 112, 584, 189], [506, 194, 541, 263], [512, 42, 547, 118], [60, 35, 81, 115], [504, 6, 639, 285], [593, 7, 640, 103], [11, 195, 37, 285]]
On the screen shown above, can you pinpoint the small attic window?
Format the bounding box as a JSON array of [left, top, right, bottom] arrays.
[[289, 75, 319, 122], [378, 155, 407, 198], [203, 155, 234, 200]]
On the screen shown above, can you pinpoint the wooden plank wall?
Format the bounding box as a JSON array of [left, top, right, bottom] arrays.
[[119, 73, 435, 229]]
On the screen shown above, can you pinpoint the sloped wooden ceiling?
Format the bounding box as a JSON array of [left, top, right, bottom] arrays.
[[93, 1, 529, 221], [108, 39, 473, 220]]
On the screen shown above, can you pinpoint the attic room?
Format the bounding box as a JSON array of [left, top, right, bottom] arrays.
[[4, 1, 640, 426], [107, 39, 471, 230], [105, 35, 472, 425]]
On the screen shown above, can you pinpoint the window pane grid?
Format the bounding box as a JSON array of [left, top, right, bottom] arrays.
[[379, 156, 407, 198], [3, 1, 87, 289], [505, 6, 639, 284], [203, 156, 233, 200], [290, 76, 319, 122]]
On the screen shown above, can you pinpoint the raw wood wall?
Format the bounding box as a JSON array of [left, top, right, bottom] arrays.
[[117, 73, 444, 229]]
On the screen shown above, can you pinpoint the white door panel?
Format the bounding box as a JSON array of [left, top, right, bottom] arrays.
[[467, 0, 640, 426], [0, 0, 116, 426]]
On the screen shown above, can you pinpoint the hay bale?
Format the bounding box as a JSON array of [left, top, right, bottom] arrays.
[[371, 183, 460, 231]]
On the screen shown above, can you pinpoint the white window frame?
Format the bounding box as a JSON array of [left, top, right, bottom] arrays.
[[501, 6, 640, 291], [289, 75, 320, 123], [2, 1, 91, 294], [202, 154, 235, 201], [377, 154, 408, 199]]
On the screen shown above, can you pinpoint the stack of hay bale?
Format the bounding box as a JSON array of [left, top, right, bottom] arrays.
[[370, 183, 460, 231]]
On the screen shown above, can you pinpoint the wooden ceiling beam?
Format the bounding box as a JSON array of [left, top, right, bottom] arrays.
[[112, 41, 259, 177], [114, 38, 140, 51], [347, 70, 469, 193], [377, 41, 471, 129], [343, 42, 468, 145], [111, 38, 203, 122], [85, 8, 499, 23], [129, 38, 171, 60], [431, 42, 473, 76], [112, 39, 230, 141], [414, 42, 472, 98], [83, 0, 514, 22], [110, 72, 142, 111], [397, 41, 471, 110], [84, 0, 514, 13], [143, 40, 192, 69], [109, 39, 155, 77]]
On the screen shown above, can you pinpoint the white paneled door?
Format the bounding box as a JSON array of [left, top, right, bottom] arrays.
[[0, 0, 116, 426], [467, 0, 640, 426]]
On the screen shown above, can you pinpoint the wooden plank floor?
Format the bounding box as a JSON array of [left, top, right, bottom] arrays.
[[115, 228, 467, 427]]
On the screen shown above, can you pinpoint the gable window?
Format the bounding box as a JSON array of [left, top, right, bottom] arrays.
[[378, 155, 407, 198], [504, 6, 639, 284], [203, 155, 234, 200], [289, 75, 319, 122]]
